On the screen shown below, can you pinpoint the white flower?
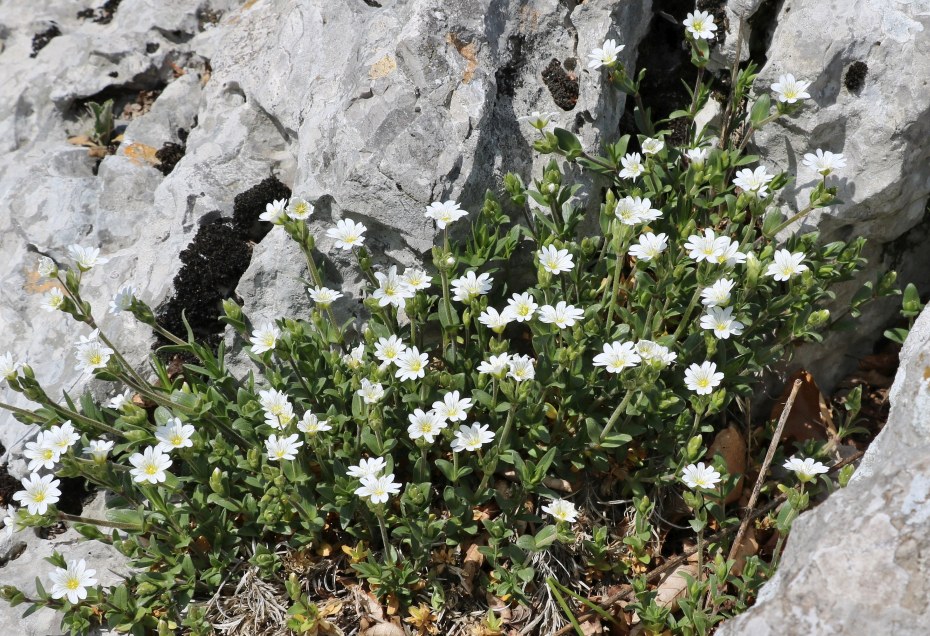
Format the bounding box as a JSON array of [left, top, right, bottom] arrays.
[[108, 283, 137, 316], [41, 288, 66, 313], [802, 149, 846, 176], [46, 421, 80, 455], [681, 462, 722, 490], [73, 339, 114, 374], [326, 219, 367, 250], [307, 286, 343, 308], [541, 498, 578, 523], [49, 559, 98, 605], [701, 278, 736, 307], [401, 268, 432, 291], [619, 152, 645, 180], [537, 244, 575, 275], [506, 292, 538, 322], [407, 409, 448, 443], [771, 74, 811, 104], [684, 361, 724, 395], [713, 236, 747, 266], [355, 473, 401, 504], [587, 38, 624, 69], [37, 256, 58, 278], [357, 379, 385, 404], [686, 147, 709, 167], [373, 266, 415, 308], [733, 166, 774, 198], [286, 197, 314, 221], [629, 232, 668, 262], [249, 322, 281, 354], [259, 198, 288, 224], [128, 446, 172, 484], [635, 340, 677, 366], [478, 307, 512, 332], [684, 228, 724, 263], [24, 433, 60, 472], [507, 354, 536, 382], [265, 433, 303, 461], [451, 271, 493, 303], [154, 418, 196, 453], [765, 249, 808, 281], [0, 352, 20, 381], [2, 505, 20, 538], [298, 411, 332, 434], [477, 353, 511, 378], [374, 335, 407, 369], [343, 343, 366, 370], [451, 423, 495, 452], [518, 111, 557, 130], [538, 301, 584, 329], [635, 197, 663, 222], [67, 245, 109, 270], [259, 389, 295, 429], [641, 138, 665, 155], [106, 390, 133, 410], [347, 457, 387, 480], [783, 456, 829, 482], [683, 10, 717, 40], [13, 473, 61, 515], [593, 341, 641, 373], [700, 306, 745, 340], [83, 439, 114, 463], [425, 200, 468, 229], [395, 346, 429, 381], [433, 391, 473, 422], [615, 196, 644, 225]]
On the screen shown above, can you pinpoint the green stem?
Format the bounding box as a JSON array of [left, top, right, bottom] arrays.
[[673, 275, 704, 341], [604, 221, 625, 338], [375, 510, 392, 551], [599, 389, 634, 443], [767, 203, 815, 237], [0, 399, 39, 420], [58, 511, 169, 538]]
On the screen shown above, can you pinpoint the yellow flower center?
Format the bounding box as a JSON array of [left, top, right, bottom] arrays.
[[171, 435, 184, 446], [145, 464, 158, 475], [66, 577, 80, 590], [34, 491, 45, 502], [89, 353, 102, 366], [697, 378, 710, 389]]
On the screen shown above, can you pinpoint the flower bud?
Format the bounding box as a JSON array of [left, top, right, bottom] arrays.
[[247, 448, 262, 470], [744, 251, 762, 290], [209, 468, 227, 495], [222, 298, 243, 322], [806, 309, 830, 329]]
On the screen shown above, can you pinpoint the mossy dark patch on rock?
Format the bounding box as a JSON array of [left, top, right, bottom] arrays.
[[155, 177, 291, 350], [233, 175, 291, 241], [844, 61, 868, 93], [155, 131, 186, 175], [30, 23, 61, 58], [541, 58, 578, 111], [495, 34, 525, 98], [77, 0, 123, 24]]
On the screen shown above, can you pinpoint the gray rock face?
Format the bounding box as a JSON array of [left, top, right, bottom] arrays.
[[717, 305, 930, 635]]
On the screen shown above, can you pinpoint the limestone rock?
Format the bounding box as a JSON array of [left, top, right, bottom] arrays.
[[717, 305, 930, 635]]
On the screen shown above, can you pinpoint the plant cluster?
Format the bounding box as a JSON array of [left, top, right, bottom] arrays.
[[0, 9, 898, 636]]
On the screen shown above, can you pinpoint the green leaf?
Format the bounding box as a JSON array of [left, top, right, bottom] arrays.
[[750, 94, 771, 127], [553, 128, 583, 159]]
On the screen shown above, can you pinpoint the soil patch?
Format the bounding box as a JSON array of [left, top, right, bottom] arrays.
[[541, 58, 579, 111]]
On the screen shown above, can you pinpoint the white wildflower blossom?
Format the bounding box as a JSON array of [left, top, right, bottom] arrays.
[[700, 306, 745, 339], [505, 292, 538, 322], [477, 353, 511, 378], [433, 391, 473, 422], [83, 439, 114, 464], [395, 346, 429, 381], [681, 462, 722, 489], [326, 219, 367, 250], [374, 335, 407, 369], [619, 152, 645, 180], [587, 38, 624, 70], [771, 74, 811, 104], [593, 341, 641, 373], [264, 434, 303, 461], [478, 307, 512, 332], [537, 245, 575, 275], [259, 198, 288, 224], [67, 245, 109, 270], [701, 278, 736, 307], [373, 266, 415, 308], [356, 379, 385, 404], [154, 418, 196, 453], [451, 423, 495, 452], [108, 283, 138, 316], [249, 322, 281, 354], [307, 286, 343, 308], [541, 498, 578, 523], [684, 361, 724, 395], [683, 10, 717, 40], [13, 473, 61, 515], [425, 200, 468, 229], [802, 149, 846, 176], [347, 457, 387, 480], [765, 249, 808, 281], [783, 456, 829, 482], [451, 271, 493, 303], [128, 446, 172, 484], [407, 409, 448, 444], [641, 137, 665, 155], [49, 559, 97, 605], [629, 232, 669, 262], [355, 473, 401, 504], [286, 197, 314, 221], [538, 301, 584, 329], [401, 268, 432, 291], [733, 166, 774, 198], [298, 412, 332, 434], [41, 287, 66, 313]]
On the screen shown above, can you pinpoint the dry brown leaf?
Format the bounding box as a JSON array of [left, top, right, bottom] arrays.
[[580, 617, 604, 635], [67, 134, 95, 147], [770, 370, 836, 444], [707, 425, 746, 504], [653, 562, 698, 611], [361, 623, 405, 636], [731, 525, 759, 576], [462, 542, 485, 595], [87, 145, 108, 158]]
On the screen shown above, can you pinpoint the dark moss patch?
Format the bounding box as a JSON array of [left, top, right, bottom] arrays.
[[233, 175, 292, 241], [77, 0, 122, 24], [30, 23, 61, 58], [495, 34, 525, 98], [541, 58, 579, 111], [0, 463, 19, 509], [155, 177, 291, 350], [155, 133, 186, 176], [844, 61, 868, 94]]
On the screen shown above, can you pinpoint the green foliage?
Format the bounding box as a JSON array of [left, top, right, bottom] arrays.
[[0, 25, 900, 636], [84, 99, 114, 147]]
